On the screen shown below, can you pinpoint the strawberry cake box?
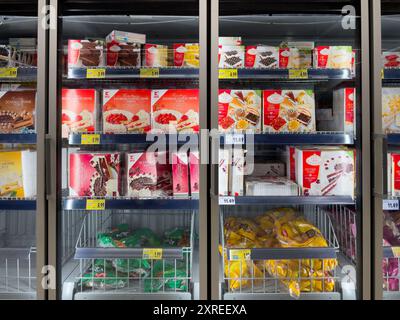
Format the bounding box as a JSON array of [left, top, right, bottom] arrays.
[[69, 152, 121, 197], [171, 151, 189, 197], [102, 89, 151, 134], [61, 88, 97, 138], [151, 89, 199, 133]]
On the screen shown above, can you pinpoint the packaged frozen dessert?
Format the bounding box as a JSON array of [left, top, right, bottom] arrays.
[[219, 148, 230, 196], [383, 52, 400, 68], [151, 89, 199, 133], [0, 90, 36, 133], [173, 43, 199, 68], [102, 89, 151, 133], [244, 161, 285, 177], [144, 44, 168, 67], [279, 42, 312, 69], [62, 88, 97, 138], [295, 147, 355, 197], [230, 148, 245, 196], [382, 88, 400, 133], [172, 150, 189, 197], [0, 46, 10, 67], [106, 30, 145, 67], [0, 150, 36, 198], [218, 89, 262, 132], [245, 176, 299, 196], [68, 39, 104, 68], [126, 151, 172, 198], [219, 37, 242, 46], [263, 90, 316, 133], [219, 45, 245, 68], [245, 45, 279, 69], [189, 150, 199, 196], [69, 152, 121, 197], [388, 152, 400, 196], [318, 88, 356, 135], [314, 46, 353, 69]]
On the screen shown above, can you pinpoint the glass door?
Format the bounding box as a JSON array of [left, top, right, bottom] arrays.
[[0, 0, 46, 300], [211, 0, 370, 300], [48, 0, 207, 300]]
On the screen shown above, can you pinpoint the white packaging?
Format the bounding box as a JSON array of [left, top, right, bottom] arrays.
[[382, 87, 400, 133], [219, 45, 245, 68], [245, 176, 299, 196], [245, 45, 279, 69], [230, 148, 245, 196], [219, 37, 242, 46], [21, 150, 36, 198], [314, 46, 353, 69], [219, 148, 231, 196], [106, 30, 146, 44]]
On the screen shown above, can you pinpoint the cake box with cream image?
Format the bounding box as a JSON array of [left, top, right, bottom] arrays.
[[173, 43, 199, 68], [102, 89, 151, 134], [68, 40, 104, 68], [382, 87, 400, 133], [263, 90, 316, 133], [218, 89, 262, 132], [151, 89, 199, 133], [245, 45, 279, 69], [69, 152, 121, 197], [314, 46, 353, 69]]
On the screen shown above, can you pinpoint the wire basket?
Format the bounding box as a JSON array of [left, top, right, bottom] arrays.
[[73, 210, 194, 295], [220, 205, 340, 297]]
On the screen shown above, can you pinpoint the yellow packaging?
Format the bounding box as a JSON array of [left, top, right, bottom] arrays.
[[0, 151, 24, 197]]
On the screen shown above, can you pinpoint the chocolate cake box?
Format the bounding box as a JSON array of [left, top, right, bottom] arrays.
[[0, 90, 36, 133], [69, 152, 121, 197], [295, 147, 355, 197], [106, 30, 145, 67], [218, 45, 245, 68], [245, 45, 279, 69], [68, 40, 104, 68]]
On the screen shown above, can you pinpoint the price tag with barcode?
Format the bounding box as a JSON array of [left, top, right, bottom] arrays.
[[289, 69, 308, 79], [225, 134, 245, 145], [219, 68, 238, 79], [143, 248, 163, 260], [81, 134, 100, 145], [383, 199, 399, 211], [86, 68, 106, 79], [219, 196, 235, 205], [86, 199, 105, 210], [229, 249, 251, 261], [0, 67, 17, 78], [140, 68, 159, 78]]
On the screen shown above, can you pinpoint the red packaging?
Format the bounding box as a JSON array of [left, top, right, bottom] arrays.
[[245, 45, 257, 68], [144, 44, 168, 67], [172, 151, 189, 197], [61, 89, 97, 138], [174, 43, 185, 67], [69, 152, 121, 197], [189, 150, 199, 196], [68, 40, 104, 68], [286, 146, 296, 181], [389, 153, 400, 196]]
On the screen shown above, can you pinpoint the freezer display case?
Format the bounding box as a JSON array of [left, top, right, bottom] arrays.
[[47, 0, 207, 300], [211, 0, 370, 300], [0, 0, 46, 300]]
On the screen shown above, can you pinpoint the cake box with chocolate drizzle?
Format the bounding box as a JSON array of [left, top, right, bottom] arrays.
[[106, 30, 145, 67], [0, 91, 36, 133], [263, 89, 316, 133], [69, 152, 121, 197], [245, 45, 279, 69], [295, 147, 355, 198]]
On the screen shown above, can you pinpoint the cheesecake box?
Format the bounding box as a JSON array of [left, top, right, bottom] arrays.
[[245, 45, 279, 69], [171, 150, 189, 197], [173, 43, 199, 68], [68, 40, 104, 68], [144, 44, 168, 67], [314, 46, 353, 69]]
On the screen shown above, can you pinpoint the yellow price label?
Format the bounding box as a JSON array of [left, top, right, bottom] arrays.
[[81, 134, 100, 145], [229, 249, 251, 261], [219, 68, 238, 79], [140, 68, 160, 78], [85, 199, 105, 210], [143, 248, 163, 260], [289, 69, 308, 79], [0, 67, 18, 78], [382, 69, 385, 79], [86, 68, 106, 79]]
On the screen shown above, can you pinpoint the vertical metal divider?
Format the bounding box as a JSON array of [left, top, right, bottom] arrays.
[[199, 0, 208, 300], [360, 0, 372, 300], [210, 0, 220, 300], [371, 0, 384, 300], [47, 0, 59, 300], [36, 0, 49, 300]]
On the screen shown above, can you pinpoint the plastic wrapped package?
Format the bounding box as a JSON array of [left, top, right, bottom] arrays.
[[81, 259, 127, 289], [163, 227, 191, 247], [383, 258, 399, 292]]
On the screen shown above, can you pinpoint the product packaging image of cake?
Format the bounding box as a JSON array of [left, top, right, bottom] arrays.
[[383, 52, 400, 68], [279, 42, 312, 69], [245, 45, 279, 69], [245, 176, 299, 196], [68, 40, 104, 68], [219, 148, 230, 196], [218, 45, 245, 68], [286, 146, 296, 181], [218, 90, 262, 132], [388, 153, 400, 196], [382, 87, 400, 133], [106, 30, 145, 67], [263, 90, 316, 133], [314, 46, 353, 69], [189, 149, 199, 197], [61, 89, 97, 138], [0, 150, 36, 198], [295, 147, 355, 197], [69, 152, 121, 197], [173, 43, 199, 68], [126, 151, 172, 198], [230, 148, 245, 196], [144, 44, 168, 67], [102, 89, 151, 133], [151, 89, 199, 133], [219, 37, 242, 46], [0, 90, 36, 133], [279, 48, 301, 69], [172, 151, 189, 197], [244, 161, 285, 177], [318, 88, 356, 135]]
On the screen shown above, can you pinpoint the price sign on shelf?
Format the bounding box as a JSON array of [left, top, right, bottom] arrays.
[[85, 199, 105, 211], [0, 67, 17, 78], [81, 134, 100, 145], [86, 68, 106, 79], [219, 196, 235, 205], [289, 69, 308, 79], [219, 68, 238, 79], [229, 249, 251, 261], [225, 134, 245, 145], [143, 248, 163, 260], [140, 68, 160, 78], [383, 199, 399, 211]]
